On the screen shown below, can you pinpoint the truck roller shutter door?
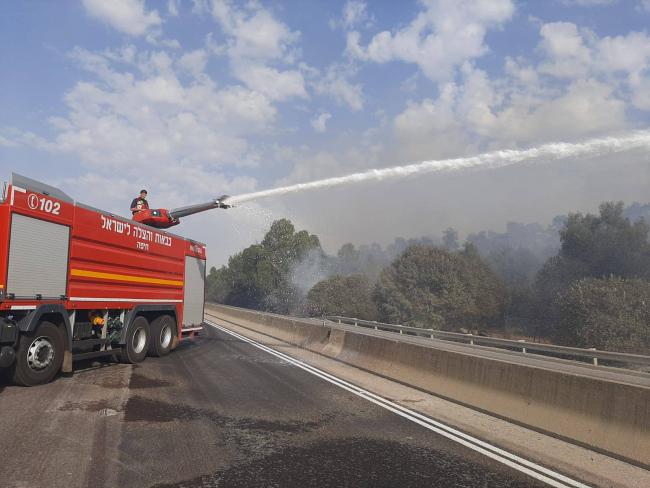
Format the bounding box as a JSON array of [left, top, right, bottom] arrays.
[[183, 256, 206, 327], [7, 214, 70, 299]]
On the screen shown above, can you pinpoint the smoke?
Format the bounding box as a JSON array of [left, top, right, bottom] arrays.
[[226, 131, 650, 206], [289, 236, 443, 298], [289, 248, 331, 294]]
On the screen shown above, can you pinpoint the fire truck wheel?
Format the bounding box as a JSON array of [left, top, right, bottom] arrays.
[[122, 316, 150, 364], [148, 315, 175, 357], [12, 321, 65, 386]]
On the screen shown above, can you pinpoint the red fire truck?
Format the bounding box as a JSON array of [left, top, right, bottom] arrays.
[[0, 173, 229, 386]]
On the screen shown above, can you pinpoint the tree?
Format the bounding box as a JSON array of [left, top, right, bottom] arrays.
[[554, 277, 650, 353], [205, 219, 321, 314], [484, 246, 543, 289], [373, 245, 508, 331], [442, 228, 459, 251], [336, 243, 363, 275], [306, 275, 377, 320], [559, 202, 650, 279], [624, 202, 650, 223], [206, 266, 230, 304], [534, 202, 650, 322]]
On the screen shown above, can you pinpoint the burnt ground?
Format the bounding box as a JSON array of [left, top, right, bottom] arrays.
[[0, 324, 547, 488]]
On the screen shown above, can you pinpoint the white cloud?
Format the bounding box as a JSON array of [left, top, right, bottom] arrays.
[[153, 37, 181, 49], [393, 64, 628, 155], [394, 84, 473, 160], [191, 0, 211, 15], [535, 22, 650, 110], [207, 1, 307, 102], [314, 65, 364, 111], [641, 0, 650, 12], [178, 49, 208, 77], [232, 63, 307, 101], [14, 45, 281, 185], [631, 78, 650, 109], [167, 0, 180, 17], [595, 31, 650, 76], [339, 1, 370, 29], [0, 128, 51, 149], [343, 1, 367, 27], [538, 22, 591, 78], [311, 112, 332, 133], [82, 0, 162, 37], [539, 23, 650, 82], [347, 0, 515, 82], [493, 79, 627, 142], [210, 0, 299, 62]]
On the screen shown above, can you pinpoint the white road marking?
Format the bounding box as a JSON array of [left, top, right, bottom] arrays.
[[205, 318, 591, 488]]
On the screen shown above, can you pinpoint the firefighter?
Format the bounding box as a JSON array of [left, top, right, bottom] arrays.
[[130, 189, 149, 215]]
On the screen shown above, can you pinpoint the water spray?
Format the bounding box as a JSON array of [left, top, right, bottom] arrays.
[[223, 131, 650, 206]]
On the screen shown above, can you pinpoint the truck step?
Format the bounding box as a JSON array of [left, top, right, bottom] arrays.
[[72, 349, 119, 362]]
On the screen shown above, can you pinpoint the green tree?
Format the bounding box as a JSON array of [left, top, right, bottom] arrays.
[[336, 243, 362, 275], [206, 265, 230, 303], [554, 277, 650, 353], [205, 219, 321, 314], [559, 201, 650, 278], [535, 202, 650, 323], [373, 245, 508, 330], [306, 275, 377, 320]]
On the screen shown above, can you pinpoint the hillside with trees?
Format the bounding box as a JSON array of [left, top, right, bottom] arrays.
[[206, 201, 650, 353]]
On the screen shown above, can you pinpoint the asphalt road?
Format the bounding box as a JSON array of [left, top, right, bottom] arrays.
[[0, 323, 551, 488]]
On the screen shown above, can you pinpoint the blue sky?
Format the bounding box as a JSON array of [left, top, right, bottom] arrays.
[[2, 0, 650, 265]]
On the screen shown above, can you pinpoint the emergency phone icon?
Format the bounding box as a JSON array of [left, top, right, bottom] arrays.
[[27, 193, 39, 210]]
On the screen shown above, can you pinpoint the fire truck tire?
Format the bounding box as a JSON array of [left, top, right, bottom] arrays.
[[12, 321, 65, 386], [122, 316, 150, 364], [148, 314, 175, 357]]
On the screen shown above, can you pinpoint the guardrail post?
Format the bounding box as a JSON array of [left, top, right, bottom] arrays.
[[518, 339, 526, 353], [399, 329, 403, 335], [338, 319, 341, 324], [354, 319, 358, 326], [590, 348, 598, 366], [467, 334, 474, 345]]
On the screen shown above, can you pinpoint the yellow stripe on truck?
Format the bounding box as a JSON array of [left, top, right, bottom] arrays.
[[71, 269, 184, 287]]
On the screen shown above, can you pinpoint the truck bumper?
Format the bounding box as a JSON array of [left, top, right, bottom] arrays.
[[0, 319, 18, 368]]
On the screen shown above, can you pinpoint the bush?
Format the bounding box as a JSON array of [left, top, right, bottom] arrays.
[[307, 275, 377, 320], [554, 277, 650, 353], [373, 245, 508, 330]]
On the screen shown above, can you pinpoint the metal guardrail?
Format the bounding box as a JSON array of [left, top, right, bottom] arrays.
[[325, 316, 650, 369]]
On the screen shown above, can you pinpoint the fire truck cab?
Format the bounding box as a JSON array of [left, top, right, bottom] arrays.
[[0, 173, 207, 386]]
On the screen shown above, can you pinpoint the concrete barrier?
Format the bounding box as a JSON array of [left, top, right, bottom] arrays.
[[206, 304, 650, 468]]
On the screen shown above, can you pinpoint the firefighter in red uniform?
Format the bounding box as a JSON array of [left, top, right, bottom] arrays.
[[130, 189, 149, 215]]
